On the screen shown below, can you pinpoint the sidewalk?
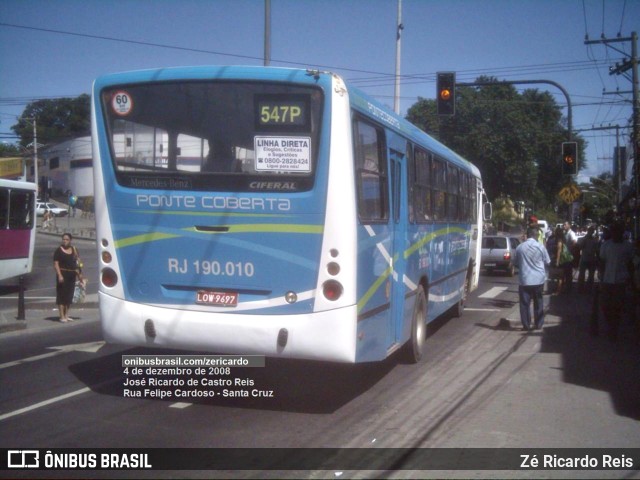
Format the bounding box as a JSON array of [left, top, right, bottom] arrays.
[[501, 286, 640, 421], [0, 293, 99, 335]]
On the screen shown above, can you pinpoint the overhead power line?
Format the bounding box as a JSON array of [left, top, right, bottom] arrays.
[[0, 21, 616, 91], [0, 22, 392, 77]]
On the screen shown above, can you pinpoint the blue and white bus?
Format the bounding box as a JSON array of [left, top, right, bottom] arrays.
[[92, 66, 489, 363]]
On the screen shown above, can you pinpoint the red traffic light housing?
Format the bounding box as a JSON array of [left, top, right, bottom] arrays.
[[436, 72, 456, 116], [561, 142, 578, 175]]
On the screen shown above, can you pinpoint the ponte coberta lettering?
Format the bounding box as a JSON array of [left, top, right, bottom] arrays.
[[136, 194, 290, 211]]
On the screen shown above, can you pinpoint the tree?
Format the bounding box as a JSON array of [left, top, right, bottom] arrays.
[[578, 173, 616, 224], [406, 76, 586, 213], [11, 95, 90, 148], [0, 143, 21, 157]]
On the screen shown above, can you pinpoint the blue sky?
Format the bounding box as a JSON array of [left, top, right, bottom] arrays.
[[0, 0, 637, 184]]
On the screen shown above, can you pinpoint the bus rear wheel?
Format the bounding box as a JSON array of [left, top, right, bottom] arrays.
[[454, 272, 470, 318], [404, 285, 427, 363]]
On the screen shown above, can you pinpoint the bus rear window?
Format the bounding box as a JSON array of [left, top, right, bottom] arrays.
[[101, 82, 323, 192]]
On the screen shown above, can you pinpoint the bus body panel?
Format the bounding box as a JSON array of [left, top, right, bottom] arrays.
[[99, 292, 357, 362]]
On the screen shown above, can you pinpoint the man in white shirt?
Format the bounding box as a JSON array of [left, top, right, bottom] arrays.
[[514, 227, 551, 331]]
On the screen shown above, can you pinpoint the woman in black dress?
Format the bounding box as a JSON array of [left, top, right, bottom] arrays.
[[53, 233, 79, 322]]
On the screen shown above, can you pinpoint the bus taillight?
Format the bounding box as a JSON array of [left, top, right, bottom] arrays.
[[323, 280, 343, 301], [101, 268, 118, 288]]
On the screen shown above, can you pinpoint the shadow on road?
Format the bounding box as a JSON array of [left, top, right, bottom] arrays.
[[541, 292, 640, 420]]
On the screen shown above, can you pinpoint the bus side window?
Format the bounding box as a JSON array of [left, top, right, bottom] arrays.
[[0, 189, 8, 229], [9, 191, 34, 229], [353, 117, 388, 222]]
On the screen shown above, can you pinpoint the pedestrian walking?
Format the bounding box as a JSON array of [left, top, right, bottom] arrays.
[[514, 226, 551, 331], [599, 222, 634, 342], [547, 226, 570, 294], [42, 209, 52, 230], [563, 221, 577, 292], [577, 226, 599, 293]]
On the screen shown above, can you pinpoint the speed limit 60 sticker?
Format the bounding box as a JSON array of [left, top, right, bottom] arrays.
[[112, 91, 133, 116]]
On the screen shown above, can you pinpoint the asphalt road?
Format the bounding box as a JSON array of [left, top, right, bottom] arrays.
[[0, 234, 638, 479]]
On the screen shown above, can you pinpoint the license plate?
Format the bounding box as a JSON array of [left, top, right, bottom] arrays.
[[196, 290, 238, 307], [484, 263, 496, 267]]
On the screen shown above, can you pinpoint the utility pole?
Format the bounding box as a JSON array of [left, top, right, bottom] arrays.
[[264, 0, 271, 66], [585, 32, 639, 237], [575, 124, 633, 204], [393, 0, 403, 114], [32, 118, 38, 196]]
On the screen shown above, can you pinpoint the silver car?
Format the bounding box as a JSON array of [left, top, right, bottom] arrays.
[[481, 235, 520, 276]]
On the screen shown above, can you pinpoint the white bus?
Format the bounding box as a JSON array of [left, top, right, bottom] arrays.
[[0, 172, 37, 281]]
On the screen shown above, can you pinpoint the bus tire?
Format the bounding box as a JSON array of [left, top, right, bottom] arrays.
[[404, 285, 427, 363], [454, 272, 470, 318]]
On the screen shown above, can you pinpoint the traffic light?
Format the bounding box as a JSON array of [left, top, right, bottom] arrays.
[[436, 72, 456, 116], [561, 142, 578, 175]]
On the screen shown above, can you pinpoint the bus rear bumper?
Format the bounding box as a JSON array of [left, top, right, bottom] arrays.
[[99, 292, 358, 363]]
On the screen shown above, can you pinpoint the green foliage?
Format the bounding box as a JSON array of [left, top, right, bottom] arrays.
[[11, 94, 90, 148], [0, 143, 21, 157], [578, 173, 616, 224], [406, 77, 587, 215], [492, 196, 520, 229]]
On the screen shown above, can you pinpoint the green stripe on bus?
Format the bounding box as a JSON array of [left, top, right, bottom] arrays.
[[403, 226, 471, 259], [115, 232, 180, 249], [115, 224, 323, 248]]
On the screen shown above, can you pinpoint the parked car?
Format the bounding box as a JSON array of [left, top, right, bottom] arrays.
[[481, 235, 520, 276], [36, 201, 68, 217]]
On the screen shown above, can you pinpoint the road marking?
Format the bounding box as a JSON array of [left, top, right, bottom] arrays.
[[170, 402, 192, 409], [0, 293, 98, 302], [465, 308, 501, 312], [0, 341, 105, 370], [478, 286, 508, 299], [0, 387, 91, 422], [0, 296, 57, 300]]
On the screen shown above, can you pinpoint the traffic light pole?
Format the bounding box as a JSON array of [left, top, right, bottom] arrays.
[[455, 79, 573, 140]]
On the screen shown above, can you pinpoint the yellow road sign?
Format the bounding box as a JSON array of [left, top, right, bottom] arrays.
[[558, 183, 581, 204]]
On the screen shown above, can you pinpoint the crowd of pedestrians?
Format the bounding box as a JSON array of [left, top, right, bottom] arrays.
[[514, 215, 640, 344]]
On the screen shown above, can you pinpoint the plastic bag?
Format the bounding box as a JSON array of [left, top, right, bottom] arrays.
[[73, 278, 87, 304]]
